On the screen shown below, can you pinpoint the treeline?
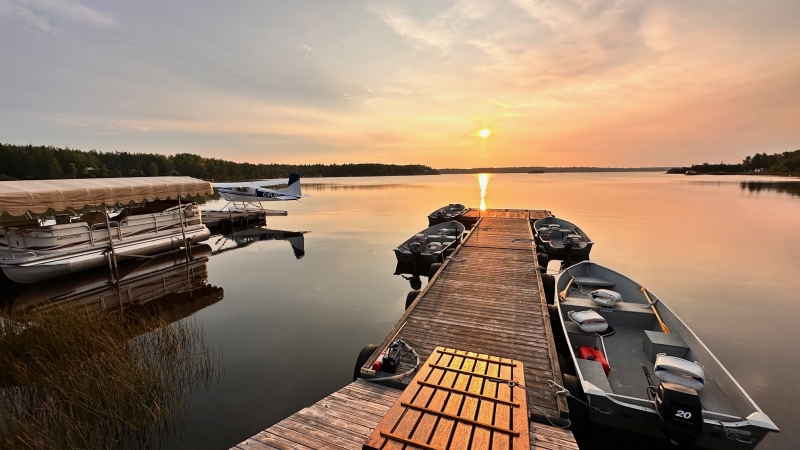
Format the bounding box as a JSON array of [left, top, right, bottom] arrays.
[[667, 149, 800, 175], [0, 144, 439, 181], [439, 166, 669, 174]]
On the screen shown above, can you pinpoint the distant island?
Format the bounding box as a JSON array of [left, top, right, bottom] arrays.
[[0, 144, 439, 181], [439, 166, 670, 174], [666, 149, 800, 176]]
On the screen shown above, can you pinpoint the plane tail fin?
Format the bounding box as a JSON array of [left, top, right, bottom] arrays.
[[277, 173, 301, 198]]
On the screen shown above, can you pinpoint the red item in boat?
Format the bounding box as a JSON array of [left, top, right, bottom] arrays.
[[577, 345, 610, 376]]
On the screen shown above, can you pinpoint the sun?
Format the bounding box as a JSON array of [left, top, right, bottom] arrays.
[[478, 128, 491, 139]]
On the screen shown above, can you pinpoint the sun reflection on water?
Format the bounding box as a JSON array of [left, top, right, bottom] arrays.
[[478, 173, 490, 211]]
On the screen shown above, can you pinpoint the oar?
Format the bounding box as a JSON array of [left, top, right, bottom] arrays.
[[639, 286, 671, 334], [558, 277, 574, 301]]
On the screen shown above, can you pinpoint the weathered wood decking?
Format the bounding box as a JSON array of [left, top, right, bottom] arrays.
[[229, 209, 578, 450], [231, 380, 577, 450], [366, 210, 568, 422]]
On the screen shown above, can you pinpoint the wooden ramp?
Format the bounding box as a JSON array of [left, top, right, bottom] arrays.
[[363, 210, 568, 422], [230, 380, 577, 450], [364, 348, 530, 450]]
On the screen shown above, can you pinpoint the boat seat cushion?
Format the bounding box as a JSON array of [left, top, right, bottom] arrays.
[[568, 310, 608, 333], [564, 322, 598, 348], [654, 354, 705, 391]]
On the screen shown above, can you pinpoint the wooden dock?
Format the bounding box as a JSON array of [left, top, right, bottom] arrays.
[[229, 208, 578, 450], [364, 209, 568, 422], [231, 380, 577, 450]]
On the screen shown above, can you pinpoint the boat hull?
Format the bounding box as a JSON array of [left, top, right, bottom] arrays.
[[427, 204, 467, 226], [533, 216, 593, 261], [584, 394, 770, 449], [554, 261, 777, 448], [2, 226, 210, 283], [394, 221, 465, 265]]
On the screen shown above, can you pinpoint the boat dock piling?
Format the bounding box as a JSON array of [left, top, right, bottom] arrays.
[[230, 209, 579, 450]]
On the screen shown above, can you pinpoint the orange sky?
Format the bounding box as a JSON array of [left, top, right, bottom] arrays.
[[1, 0, 799, 167]]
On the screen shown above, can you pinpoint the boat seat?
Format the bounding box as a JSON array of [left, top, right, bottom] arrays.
[[576, 358, 612, 393], [564, 321, 598, 348], [572, 277, 616, 288], [561, 296, 655, 327]]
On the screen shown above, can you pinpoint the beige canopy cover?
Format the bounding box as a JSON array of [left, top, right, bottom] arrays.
[[0, 177, 213, 216]]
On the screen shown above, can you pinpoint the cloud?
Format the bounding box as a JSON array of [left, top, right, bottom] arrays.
[[0, 0, 117, 33], [372, 6, 452, 51]]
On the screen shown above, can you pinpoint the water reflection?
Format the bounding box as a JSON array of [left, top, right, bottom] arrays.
[[6, 245, 223, 316], [210, 228, 307, 259], [478, 173, 490, 210], [739, 180, 800, 197], [394, 261, 428, 290]]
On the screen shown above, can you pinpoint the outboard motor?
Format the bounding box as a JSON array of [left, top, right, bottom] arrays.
[[409, 241, 423, 261], [655, 382, 704, 446]]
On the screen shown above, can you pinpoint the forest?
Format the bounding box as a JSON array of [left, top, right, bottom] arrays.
[[666, 149, 800, 174], [0, 144, 439, 181]]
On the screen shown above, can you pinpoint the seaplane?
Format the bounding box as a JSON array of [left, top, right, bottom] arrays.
[[212, 173, 307, 211]]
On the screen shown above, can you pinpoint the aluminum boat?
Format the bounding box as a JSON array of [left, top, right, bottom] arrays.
[[555, 261, 778, 448]]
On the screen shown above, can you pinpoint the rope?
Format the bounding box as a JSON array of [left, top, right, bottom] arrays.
[[715, 420, 755, 444], [446, 256, 467, 262]]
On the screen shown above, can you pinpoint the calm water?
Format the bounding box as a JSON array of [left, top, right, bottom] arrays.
[[7, 173, 800, 449]]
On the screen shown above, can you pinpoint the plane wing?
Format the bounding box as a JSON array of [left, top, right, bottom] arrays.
[[212, 178, 288, 189]]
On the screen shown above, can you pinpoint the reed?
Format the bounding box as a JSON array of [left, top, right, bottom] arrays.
[[0, 305, 219, 450]]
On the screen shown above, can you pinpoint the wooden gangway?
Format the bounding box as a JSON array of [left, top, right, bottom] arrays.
[[229, 208, 577, 450]]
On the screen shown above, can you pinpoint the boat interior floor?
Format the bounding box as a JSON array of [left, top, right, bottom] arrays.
[[575, 323, 743, 419], [561, 282, 743, 419]]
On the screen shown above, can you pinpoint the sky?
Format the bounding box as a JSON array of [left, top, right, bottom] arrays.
[[1, 0, 799, 168]]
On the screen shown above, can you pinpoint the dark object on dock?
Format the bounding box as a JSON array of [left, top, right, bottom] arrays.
[[363, 347, 531, 450], [427, 203, 466, 226], [393, 221, 465, 264], [533, 216, 593, 262]]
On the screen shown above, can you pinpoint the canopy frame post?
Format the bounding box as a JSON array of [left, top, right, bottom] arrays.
[[178, 197, 192, 261], [103, 206, 120, 285]]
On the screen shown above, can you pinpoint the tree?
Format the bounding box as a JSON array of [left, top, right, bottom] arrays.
[[67, 163, 78, 179], [148, 163, 159, 177]]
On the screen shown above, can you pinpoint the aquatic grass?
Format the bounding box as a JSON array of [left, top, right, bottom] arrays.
[[0, 305, 219, 450]]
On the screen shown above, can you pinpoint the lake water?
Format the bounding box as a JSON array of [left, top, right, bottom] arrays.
[[6, 173, 800, 449]]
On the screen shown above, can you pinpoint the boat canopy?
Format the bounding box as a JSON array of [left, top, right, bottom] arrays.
[[0, 177, 213, 216]]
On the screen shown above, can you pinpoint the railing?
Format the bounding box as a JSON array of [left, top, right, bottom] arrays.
[[90, 221, 121, 246]]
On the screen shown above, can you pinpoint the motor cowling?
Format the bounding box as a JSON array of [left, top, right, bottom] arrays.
[[409, 241, 423, 255], [655, 382, 703, 446]]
